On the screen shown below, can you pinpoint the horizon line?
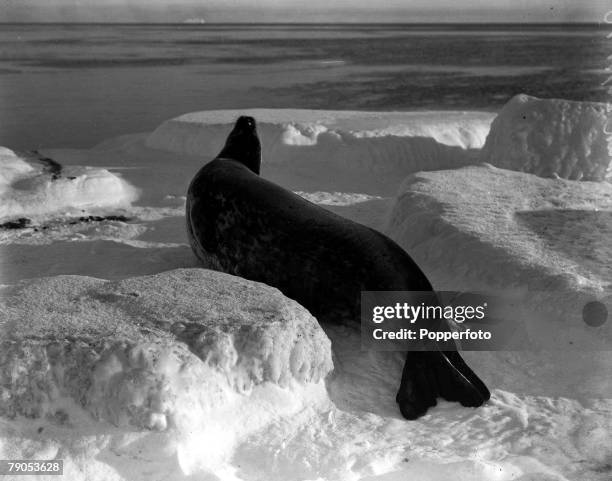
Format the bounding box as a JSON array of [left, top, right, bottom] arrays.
[[0, 21, 607, 26]]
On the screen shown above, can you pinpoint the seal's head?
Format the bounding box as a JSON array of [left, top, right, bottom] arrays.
[[217, 116, 261, 175]]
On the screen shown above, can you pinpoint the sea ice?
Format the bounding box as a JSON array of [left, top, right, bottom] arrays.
[[145, 108, 494, 175], [0, 268, 332, 424], [1, 103, 611, 481], [386, 163, 612, 359], [0, 148, 139, 223], [480, 94, 611, 181]]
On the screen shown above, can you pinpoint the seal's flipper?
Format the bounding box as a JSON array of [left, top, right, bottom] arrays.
[[441, 350, 491, 402], [396, 351, 489, 420], [396, 351, 439, 419]]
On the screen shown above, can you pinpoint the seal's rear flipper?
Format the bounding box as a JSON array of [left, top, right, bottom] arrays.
[[396, 351, 490, 420], [441, 350, 490, 403]]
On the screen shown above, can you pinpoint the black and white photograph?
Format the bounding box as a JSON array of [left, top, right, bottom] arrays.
[[0, 1, 610, 480]]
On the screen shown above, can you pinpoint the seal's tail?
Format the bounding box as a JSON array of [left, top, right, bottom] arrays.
[[396, 350, 490, 420]]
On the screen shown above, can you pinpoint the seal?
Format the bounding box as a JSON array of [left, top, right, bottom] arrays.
[[186, 116, 490, 419]]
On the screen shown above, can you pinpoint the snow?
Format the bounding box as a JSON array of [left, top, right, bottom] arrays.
[[146, 108, 494, 174], [0, 269, 333, 477], [386, 164, 612, 310], [0, 148, 139, 224], [1, 269, 332, 405], [295, 191, 384, 206], [480, 95, 611, 181], [385, 163, 612, 429], [1, 100, 611, 481], [386, 164, 612, 354]]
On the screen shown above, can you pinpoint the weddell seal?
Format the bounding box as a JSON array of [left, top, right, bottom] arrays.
[[186, 116, 490, 419]]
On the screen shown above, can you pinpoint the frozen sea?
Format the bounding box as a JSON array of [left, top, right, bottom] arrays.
[[0, 23, 609, 149]]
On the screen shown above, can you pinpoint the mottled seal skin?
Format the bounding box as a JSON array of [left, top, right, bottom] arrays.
[[186, 116, 490, 419]]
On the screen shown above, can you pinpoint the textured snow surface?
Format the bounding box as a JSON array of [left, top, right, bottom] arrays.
[[0, 148, 139, 223], [386, 165, 612, 348], [0, 269, 332, 424], [0, 269, 334, 475], [480, 95, 611, 181], [146, 108, 494, 174], [387, 164, 612, 293], [1, 101, 611, 481]]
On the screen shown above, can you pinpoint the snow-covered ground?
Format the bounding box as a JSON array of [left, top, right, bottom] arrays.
[[0, 97, 611, 480], [387, 165, 612, 351]]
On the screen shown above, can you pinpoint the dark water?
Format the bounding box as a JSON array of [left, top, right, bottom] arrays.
[[0, 23, 609, 149]]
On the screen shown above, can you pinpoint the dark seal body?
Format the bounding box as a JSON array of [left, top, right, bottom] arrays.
[[186, 116, 490, 419]]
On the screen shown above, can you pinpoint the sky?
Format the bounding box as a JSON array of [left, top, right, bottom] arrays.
[[0, 0, 608, 23]]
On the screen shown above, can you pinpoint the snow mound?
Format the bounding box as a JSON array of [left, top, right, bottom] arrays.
[[0, 146, 35, 185], [145, 109, 494, 174], [480, 95, 611, 181], [386, 164, 612, 350], [0, 269, 332, 435], [0, 148, 139, 223]]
